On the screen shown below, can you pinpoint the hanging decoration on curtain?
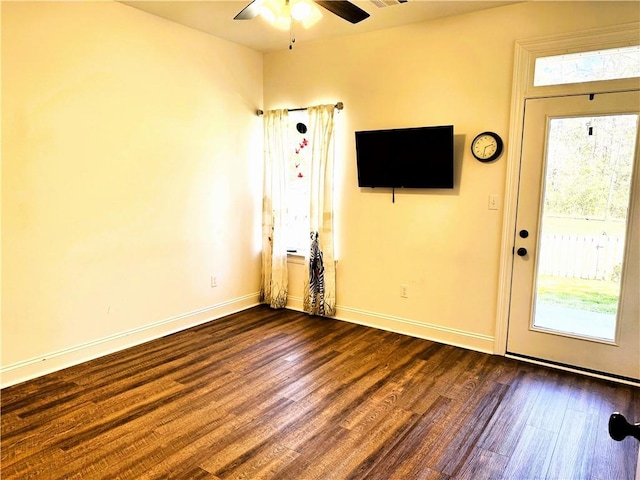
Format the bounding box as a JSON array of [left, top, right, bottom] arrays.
[[308, 231, 326, 315], [303, 104, 336, 317], [261, 109, 289, 309], [294, 137, 309, 177]]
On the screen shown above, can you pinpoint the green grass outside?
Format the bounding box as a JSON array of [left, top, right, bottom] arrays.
[[536, 275, 621, 314]]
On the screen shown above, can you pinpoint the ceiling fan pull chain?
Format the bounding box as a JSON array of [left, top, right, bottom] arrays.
[[289, 3, 295, 50], [289, 24, 295, 49]]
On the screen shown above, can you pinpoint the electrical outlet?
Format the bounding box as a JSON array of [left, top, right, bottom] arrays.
[[211, 276, 218, 288], [400, 284, 408, 298], [488, 194, 500, 210]]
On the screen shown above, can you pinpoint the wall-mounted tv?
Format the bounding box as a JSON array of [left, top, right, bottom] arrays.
[[355, 125, 454, 189]]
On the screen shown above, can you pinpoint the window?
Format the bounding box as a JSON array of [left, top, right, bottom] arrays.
[[533, 45, 640, 87], [284, 110, 311, 254]]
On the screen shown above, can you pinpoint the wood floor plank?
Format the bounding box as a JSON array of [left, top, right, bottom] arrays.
[[432, 381, 511, 476], [108, 409, 243, 479], [192, 397, 298, 476], [546, 408, 598, 480], [6, 377, 223, 478], [476, 369, 546, 456], [525, 369, 575, 433], [353, 395, 454, 478], [2, 305, 638, 480], [454, 447, 509, 480], [3, 373, 185, 467], [501, 424, 557, 479], [212, 442, 300, 480], [306, 407, 417, 479]]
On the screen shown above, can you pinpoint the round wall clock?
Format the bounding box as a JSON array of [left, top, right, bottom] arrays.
[[471, 131, 504, 162]]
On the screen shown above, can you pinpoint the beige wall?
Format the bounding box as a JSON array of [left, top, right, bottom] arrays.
[[264, 2, 639, 351], [1, 1, 263, 385]]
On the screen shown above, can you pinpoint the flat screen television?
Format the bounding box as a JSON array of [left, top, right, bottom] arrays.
[[355, 125, 454, 189]]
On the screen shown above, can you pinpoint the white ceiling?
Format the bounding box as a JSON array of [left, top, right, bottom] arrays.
[[121, 1, 521, 52]]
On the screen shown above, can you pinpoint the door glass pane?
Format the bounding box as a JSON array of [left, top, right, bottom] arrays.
[[533, 114, 638, 341], [534, 45, 640, 86]]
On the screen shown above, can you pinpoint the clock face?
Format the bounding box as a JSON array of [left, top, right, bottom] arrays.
[[471, 132, 503, 162]]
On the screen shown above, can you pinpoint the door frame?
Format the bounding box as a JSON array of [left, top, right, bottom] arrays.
[[494, 23, 640, 363], [506, 93, 640, 380]]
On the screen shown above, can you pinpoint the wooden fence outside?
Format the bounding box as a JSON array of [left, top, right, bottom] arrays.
[[538, 234, 625, 281]]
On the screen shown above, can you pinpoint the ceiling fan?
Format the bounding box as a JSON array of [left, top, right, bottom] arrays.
[[234, 0, 371, 25]]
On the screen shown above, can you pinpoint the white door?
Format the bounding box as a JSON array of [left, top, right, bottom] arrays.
[[507, 91, 640, 381]]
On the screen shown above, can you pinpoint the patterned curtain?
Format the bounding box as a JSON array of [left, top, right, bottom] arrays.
[[261, 109, 289, 308], [304, 105, 336, 316]]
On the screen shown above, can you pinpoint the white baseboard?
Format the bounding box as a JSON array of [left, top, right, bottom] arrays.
[[0, 293, 260, 389], [286, 296, 495, 354], [3, 294, 495, 389]]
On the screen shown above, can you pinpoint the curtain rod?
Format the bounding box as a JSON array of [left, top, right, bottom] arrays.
[[256, 102, 343, 117]]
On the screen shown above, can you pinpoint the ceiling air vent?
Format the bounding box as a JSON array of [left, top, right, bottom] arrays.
[[369, 0, 409, 8]]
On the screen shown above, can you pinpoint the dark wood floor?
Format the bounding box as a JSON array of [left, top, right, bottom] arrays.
[[2, 306, 638, 479]]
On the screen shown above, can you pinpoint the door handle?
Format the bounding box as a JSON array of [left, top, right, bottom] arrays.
[[609, 413, 640, 441], [516, 247, 527, 257]]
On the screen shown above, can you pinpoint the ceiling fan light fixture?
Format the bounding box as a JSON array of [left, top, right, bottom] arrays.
[[259, 2, 276, 23], [260, 0, 322, 30], [291, 0, 313, 20], [297, 1, 323, 28], [260, 0, 291, 30]]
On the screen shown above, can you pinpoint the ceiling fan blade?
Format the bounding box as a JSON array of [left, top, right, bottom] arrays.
[[315, 1, 370, 24], [234, 1, 262, 20]]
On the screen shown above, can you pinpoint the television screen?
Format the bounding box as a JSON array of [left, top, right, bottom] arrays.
[[355, 125, 454, 189]]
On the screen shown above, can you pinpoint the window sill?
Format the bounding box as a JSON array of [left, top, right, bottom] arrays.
[[287, 251, 306, 265]]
